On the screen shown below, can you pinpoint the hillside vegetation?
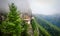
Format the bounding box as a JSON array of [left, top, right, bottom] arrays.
[[34, 15, 60, 36]]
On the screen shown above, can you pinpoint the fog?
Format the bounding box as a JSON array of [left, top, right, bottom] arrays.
[[29, 0, 60, 15], [0, 0, 31, 13], [0, 0, 60, 15]]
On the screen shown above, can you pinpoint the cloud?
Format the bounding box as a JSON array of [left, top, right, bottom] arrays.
[[29, 0, 60, 15]]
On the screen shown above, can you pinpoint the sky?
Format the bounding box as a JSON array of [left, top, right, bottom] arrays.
[[0, 0, 30, 12], [0, 0, 60, 15], [29, 0, 60, 15]]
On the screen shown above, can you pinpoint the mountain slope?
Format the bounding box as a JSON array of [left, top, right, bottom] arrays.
[[34, 15, 60, 36], [31, 18, 51, 36]]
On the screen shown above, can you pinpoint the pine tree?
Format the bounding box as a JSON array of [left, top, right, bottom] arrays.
[[1, 3, 23, 36]]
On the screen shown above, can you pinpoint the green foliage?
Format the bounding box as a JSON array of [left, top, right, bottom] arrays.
[[34, 29, 39, 36], [0, 3, 23, 36], [37, 24, 51, 36], [21, 21, 28, 36], [35, 16, 60, 36], [0, 3, 32, 36], [8, 3, 20, 22], [32, 18, 51, 36], [31, 19, 39, 36], [39, 17, 60, 32]]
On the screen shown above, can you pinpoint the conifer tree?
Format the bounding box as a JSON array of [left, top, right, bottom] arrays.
[[1, 3, 23, 36]]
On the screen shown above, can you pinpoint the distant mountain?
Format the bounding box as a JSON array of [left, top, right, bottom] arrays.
[[33, 14, 60, 36], [34, 14, 60, 27]]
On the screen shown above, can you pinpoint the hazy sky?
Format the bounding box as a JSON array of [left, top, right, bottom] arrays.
[[0, 0, 60, 15], [0, 0, 30, 12], [29, 0, 60, 15]]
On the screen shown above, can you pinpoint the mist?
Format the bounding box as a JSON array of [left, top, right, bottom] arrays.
[[0, 0, 31, 13], [29, 0, 60, 15]]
